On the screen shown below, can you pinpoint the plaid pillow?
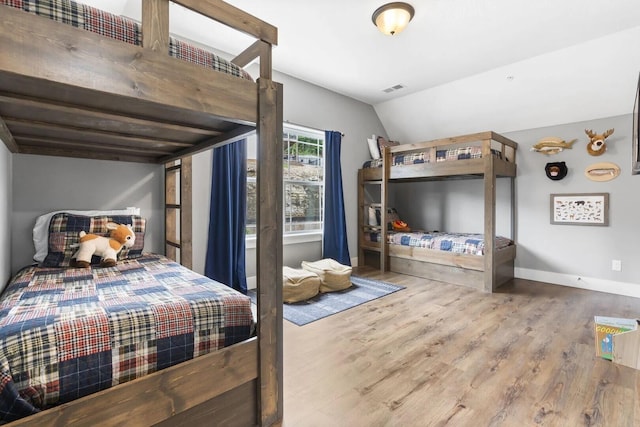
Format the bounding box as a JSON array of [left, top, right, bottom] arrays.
[[42, 213, 146, 267]]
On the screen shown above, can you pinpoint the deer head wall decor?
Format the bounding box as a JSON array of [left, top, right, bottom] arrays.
[[585, 128, 614, 156]]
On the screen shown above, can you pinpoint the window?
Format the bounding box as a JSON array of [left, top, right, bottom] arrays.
[[246, 124, 325, 238]]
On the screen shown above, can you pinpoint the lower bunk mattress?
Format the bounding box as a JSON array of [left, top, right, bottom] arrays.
[[0, 254, 253, 422], [364, 231, 513, 255]]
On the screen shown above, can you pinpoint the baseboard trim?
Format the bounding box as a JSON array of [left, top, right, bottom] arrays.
[[515, 267, 640, 299], [250, 264, 639, 298]]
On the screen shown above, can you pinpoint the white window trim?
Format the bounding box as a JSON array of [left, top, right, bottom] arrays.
[[245, 231, 322, 249], [245, 124, 325, 243]]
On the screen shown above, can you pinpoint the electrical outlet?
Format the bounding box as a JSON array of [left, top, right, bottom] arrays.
[[612, 260, 622, 271]]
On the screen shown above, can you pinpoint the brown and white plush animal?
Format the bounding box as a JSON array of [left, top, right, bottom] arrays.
[[585, 128, 614, 156], [73, 222, 135, 268]]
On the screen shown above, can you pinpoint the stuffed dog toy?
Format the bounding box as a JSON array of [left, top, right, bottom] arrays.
[[72, 222, 135, 268]]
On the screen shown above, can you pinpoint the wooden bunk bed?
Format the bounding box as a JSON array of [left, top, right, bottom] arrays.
[[0, 1, 283, 426], [358, 131, 517, 292]]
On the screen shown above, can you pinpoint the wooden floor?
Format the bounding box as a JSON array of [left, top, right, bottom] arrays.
[[282, 268, 640, 427]]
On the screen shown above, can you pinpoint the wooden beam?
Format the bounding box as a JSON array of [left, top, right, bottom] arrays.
[[0, 6, 258, 124], [15, 135, 177, 156], [142, 0, 169, 53], [483, 150, 496, 292], [257, 78, 283, 426], [180, 156, 193, 269], [232, 40, 272, 80], [10, 339, 259, 427], [0, 114, 18, 153], [172, 0, 277, 46], [160, 124, 255, 163], [4, 118, 192, 149], [0, 93, 221, 137], [17, 145, 158, 163]]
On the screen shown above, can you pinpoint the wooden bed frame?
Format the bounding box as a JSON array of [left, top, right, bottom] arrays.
[[0, 1, 283, 426], [358, 131, 518, 292]]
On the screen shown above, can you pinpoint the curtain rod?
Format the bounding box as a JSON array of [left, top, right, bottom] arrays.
[[284, 120, 344, 137]]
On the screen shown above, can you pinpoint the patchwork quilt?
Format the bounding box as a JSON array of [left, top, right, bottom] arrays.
[[365, 231, 513, 255], [0, 254, 253, 422], [0, 0, 252, 80], [362, 146, 504, 168]]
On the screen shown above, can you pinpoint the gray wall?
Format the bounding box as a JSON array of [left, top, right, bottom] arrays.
[[11, 155, 164, 274], [191, 69, 387, 277], [392, 114, 640, 294], [0, 143, 11, 288]]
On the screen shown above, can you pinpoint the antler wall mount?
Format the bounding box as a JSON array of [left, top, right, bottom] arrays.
[[585, 128, 614, 156]]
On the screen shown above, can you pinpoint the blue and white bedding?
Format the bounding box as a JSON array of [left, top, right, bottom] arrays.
[[365, 231, 513, 255], [362, 146, 504, 169], [0, 254, 253, 422]]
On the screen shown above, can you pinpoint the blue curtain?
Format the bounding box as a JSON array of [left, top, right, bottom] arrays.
[[205, 139, 248, 294], [323, 131, 351, 265]]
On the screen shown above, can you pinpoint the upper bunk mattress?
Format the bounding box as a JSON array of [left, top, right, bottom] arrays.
[[364, 231, 513, 255], [362, 146, 504, 169], [1, 0, 252, 80], [0, 254, 253, 422]]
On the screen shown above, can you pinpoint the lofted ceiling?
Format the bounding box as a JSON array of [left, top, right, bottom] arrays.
[[80, 0, 640, 139]]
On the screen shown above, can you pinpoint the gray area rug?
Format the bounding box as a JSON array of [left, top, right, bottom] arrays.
[[249, 275, 404, 326]]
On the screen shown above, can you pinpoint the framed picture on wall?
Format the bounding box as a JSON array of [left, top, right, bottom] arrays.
[[550, 193, 609, 226], [633, 71, 640, 175]]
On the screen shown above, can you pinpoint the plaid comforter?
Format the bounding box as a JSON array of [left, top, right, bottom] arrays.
[[362, 147, 504, 168], [365, 231, 513, 255], [0, 254, 253, 422], [1, 0, 252, 80]]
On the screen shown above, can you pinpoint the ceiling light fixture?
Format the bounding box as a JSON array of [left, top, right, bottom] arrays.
[[372, 2, 415, 36]]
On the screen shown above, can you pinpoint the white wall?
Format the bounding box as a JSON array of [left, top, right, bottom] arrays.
[[11, 155, 164, 274], [190, 69, 387, 276], [375, 27, 640, 143], [0, 143, 11, 289]]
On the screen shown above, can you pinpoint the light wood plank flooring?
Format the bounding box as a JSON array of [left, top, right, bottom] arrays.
[[282, 268, 640, 427]]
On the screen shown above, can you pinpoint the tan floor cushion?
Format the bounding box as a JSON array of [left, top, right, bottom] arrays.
[[283, 266, 321, 303], [301, 258, 352, 293]]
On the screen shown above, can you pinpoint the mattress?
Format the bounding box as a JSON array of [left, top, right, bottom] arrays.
[[0, 254, 253, 422], [364, 231, 513, 255], [1, 0, 252, 80], [362, 146, 503, 169]]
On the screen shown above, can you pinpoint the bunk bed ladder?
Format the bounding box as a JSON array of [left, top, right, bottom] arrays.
[[357, 148, 390, 271], [164, 157, 193, 269]]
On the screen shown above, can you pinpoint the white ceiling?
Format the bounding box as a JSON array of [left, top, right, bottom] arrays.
[[83, 0, 640, 139], [84, 0, 640, 104]]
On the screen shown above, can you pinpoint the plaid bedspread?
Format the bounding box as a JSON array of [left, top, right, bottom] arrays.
[[362, 147, 503, 168], [365, 231, 513, 255], [1, 0, 252, 80], [0, 254, 253, 422]]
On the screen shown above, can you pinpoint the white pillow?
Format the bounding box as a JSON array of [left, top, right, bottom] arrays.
[[367, 135, 380, 159], [32, 207, 141, 263]]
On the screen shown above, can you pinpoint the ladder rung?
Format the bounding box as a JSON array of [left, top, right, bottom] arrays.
[[166, 240, 181, 248], [165, 165, 181, 172], [165, 204, 181, 209]]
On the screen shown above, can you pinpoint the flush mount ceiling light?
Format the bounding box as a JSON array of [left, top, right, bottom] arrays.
[[372, 2, 415, 36]]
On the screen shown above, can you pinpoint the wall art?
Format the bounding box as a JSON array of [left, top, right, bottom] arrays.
[[550, 193, 609, 226]]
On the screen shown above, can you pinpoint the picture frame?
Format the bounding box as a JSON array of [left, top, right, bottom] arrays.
[[550, 193, 609, 226], [633, 71, 640, 175]]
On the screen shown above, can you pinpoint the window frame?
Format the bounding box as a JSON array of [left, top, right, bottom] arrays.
[[245, 124, 325, 246]]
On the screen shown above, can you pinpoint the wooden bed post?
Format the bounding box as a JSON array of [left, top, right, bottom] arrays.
[[256, 78, 284, 426], [142, 0, 170, 52], [381, 146, 390, 271], [483, 138, 497, 292], [163, 158, 192, 268]]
